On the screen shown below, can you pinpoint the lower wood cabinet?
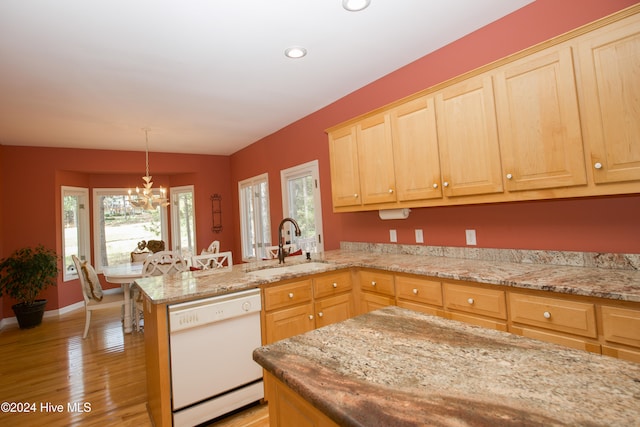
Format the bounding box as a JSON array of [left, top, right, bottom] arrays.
[[600, 305, 640, 363], [262, 271, 354, 345], [265, 372, 339, 427], [395, 274, 444, 316], [508, 292, 600, 354], [357, 269, 395, 314], [443, 282, 508, 331]]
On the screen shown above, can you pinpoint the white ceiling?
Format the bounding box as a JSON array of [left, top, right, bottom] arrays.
[[0, 0, 533, 155]]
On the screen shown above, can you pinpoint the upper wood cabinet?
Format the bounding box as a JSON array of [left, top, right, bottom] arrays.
[[493, 45, 587, 191], [390, 96, 442, 201], [328, 125, 361, 208], [575, 12, 640, 184], [435, 74, 504, 197], [356, 112, 397, 204]]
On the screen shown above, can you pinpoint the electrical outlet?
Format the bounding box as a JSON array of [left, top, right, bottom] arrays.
[[389, 229, 397, 243], [465, 229, 477, 246], [415, 229, 424, 243]]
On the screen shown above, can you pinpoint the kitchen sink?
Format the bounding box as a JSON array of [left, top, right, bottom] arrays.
[[248, 262, 330, 279]]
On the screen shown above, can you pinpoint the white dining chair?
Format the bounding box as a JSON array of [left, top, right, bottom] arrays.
[[201, 240, 220, 254], [265, 244, 297, 259], [72, 255, 125, 339], [132, 251, 188, 331], [191, 251, 233, 271]]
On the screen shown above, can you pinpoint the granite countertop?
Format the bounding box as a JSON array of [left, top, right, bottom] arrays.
[[134, 249, 640, 305], [253, 306, 640, 427]]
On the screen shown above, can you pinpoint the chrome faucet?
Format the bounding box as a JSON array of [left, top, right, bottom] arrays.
[[277, 217, 301, 264]]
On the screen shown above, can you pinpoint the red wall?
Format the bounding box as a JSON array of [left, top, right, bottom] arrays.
[[229, 0, 640, 256], [1, 145, 231, 314]]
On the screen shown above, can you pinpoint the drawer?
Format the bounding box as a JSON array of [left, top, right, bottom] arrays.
[[509, 293, 597, 338], [443, 283, 507, 320], [601, 306, 640, 348], [396, 275, 442, 307], [359, 270, 395, 297], [313, 270, 352, 299], [263, 279, 313, 311]]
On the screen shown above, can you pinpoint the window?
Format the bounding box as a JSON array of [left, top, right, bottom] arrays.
[[61, 186, 90, 281], [281, 160, 324, 253], [93, 188, 168, 272], [239, 173, 271, 261], [171, 185, 196, 260]]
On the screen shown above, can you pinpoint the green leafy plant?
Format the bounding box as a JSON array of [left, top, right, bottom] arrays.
[[0, 245, 59, 305]]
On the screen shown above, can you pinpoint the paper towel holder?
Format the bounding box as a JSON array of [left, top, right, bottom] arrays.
[[378, 208, 411, 220]]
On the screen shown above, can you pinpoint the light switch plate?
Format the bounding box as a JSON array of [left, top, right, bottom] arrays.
[[390, 229, 397, 243], [415, 229, 424, 243], [465, 229, 477, 246]]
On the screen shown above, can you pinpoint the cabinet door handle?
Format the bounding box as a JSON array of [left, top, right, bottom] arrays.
[[506, 173, 513, 180], [543, 311, 551, 319], [371, 281, 377, 287], [443, 181, 449, 187], [432, 183, 438, 189], [594, 162, 603, 170], [353, 193, 359, 198], [412, 288, 419, 295], [308, 314, 314, 320], [467, 298, 474, 305], [388, 188, 394, 194], [288, 292, 294, 299], [318, 312, 324, 317], [332, 282, 338, 288]]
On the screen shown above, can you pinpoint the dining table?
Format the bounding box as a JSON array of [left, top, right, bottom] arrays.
[[102, 262, 144, 333]]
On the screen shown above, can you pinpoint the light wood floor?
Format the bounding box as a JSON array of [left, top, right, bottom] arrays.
[[0, 306, 268, 427]]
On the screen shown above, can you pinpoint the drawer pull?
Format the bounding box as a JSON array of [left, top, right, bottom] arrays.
[[318, 312, 324, 317], [412, 288, 419, 295], [371, 281, 377, 287], [332, 282, 338, 288], [467, 298, 474, 305], [543, 311, 551, 319], [288, 292, 294, 299]]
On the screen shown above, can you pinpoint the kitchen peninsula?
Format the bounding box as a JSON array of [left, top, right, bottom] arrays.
[[254, 305, 640, 427], [134, 246, 640, 426]]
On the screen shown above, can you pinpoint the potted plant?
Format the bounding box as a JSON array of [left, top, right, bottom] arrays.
[[0, 245, 59, 329]]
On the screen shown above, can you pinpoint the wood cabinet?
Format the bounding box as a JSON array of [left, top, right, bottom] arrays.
[[443, 282, 507, 331], [389, 96, 441, 201], [326, 6, 640, 213], [265, 372, 339, 427], [328, 126, 361, 208], [435, 74, 504, 198], [358, 269, 395, 314], [313, 270, 355, 328], [262, 271, 354, 345], [493, 45, 587, 191], [575, 11, 640, 184], [356, 112, 397, 205], [508, 292, 600, 353], [601, 305, 640, 363], [395, 274, 444, 316]]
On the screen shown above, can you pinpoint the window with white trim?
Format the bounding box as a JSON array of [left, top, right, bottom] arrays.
[[239, 173, 271, 261], [171, 185, 196, 260], [61, 186, 90, 281], [92, 188, 168, 272], [281, 160, 324, 253]]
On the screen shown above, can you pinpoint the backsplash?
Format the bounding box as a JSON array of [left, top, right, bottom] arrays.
[[339, 242, 640, 271]]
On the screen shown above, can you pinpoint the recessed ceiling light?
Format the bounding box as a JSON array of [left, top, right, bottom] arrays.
[[284, 47, 307, 59], [342, 0, 371, 12]]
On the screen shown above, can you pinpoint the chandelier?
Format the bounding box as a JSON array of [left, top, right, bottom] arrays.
[[127, 129, 169, 210]]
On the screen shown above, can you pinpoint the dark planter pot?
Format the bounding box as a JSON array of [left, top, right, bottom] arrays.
[[12, 299, 47, 329]]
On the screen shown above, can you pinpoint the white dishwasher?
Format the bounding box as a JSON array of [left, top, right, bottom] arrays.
[[168, 288, 264, 427]]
